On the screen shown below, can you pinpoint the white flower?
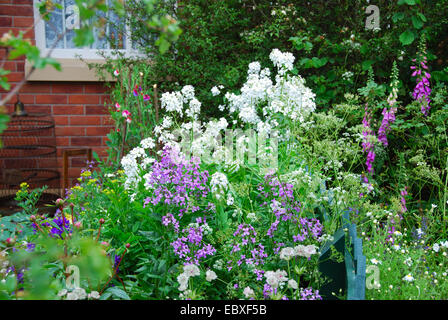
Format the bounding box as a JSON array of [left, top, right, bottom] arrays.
[[181, 85, 195, 102], [66, 292, 79, 300], [88, 291, 101, 299], [226, 194, 234, 206], [265, 269, 288, 289], [57, 289, 68, 297], [247, 212, 257, 222], [243, 286, 255, 298], [140, 137, 155, 150], [177, 273, 189, 292], [269, 48, 295, 74], [73, 288, 87, 300], [303, 245, 318, 257], [287, 279, 298, 290], [183, 264, 200, 277], [295, 244, 318, 258], [370, 258, 381, 265], [402, 274, 415, 282], [279, 247, 295, 261], [161, 91, 183, 115], [205, 270, 217, 282], [248, 61, 261, 75], [433, 243, 440, 253], [265, 273, 279, 288], [210, 172, 229, 195], [211, 86, 221, 96]]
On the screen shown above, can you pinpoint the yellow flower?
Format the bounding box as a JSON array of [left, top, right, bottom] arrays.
[[72, 185, 83, 191], [20, 182, 29, 189], [81, 170, 92, 178], [65, 213, 73, 224], [87, 178, 98, 185]]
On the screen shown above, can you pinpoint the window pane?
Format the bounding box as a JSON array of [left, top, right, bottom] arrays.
[[43, 0, 129, 51], [45, 0, 64, 49], [64, 0, 78, 49]]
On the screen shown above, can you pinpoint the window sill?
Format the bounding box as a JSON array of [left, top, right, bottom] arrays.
[[25, 58, 116, 82]]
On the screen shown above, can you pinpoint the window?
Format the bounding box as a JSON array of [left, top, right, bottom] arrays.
[[33, 0, 140, 60]]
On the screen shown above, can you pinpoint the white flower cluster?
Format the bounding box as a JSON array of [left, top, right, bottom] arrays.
[[269, 48, 295, 75], [210, 172, 229, 198], [161, 85, 201, 120], [432, 240, 448, 253], [279, 244, 318, 261], [264, 269, 288, 289], [211, 85, 224, 96], [205, 269, 218, 282], [58, 288, 100, 300], [177, 264, 201, 292], [120, 137, 156, 192], [243, 286, 255, 298], [224, 49, 316, 127]]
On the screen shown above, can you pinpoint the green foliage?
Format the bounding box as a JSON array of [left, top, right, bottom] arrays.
[[117, 0, 445, 112]]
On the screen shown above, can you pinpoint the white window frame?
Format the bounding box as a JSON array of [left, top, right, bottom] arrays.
[[33, 0, 143, 60]]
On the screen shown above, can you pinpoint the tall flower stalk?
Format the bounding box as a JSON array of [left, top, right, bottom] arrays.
[[411, 36, 431, 116]]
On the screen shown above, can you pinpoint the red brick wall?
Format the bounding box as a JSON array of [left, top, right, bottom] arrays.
[[0, 0, 113, 189]]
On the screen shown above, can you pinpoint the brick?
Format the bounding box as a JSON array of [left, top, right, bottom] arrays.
[[0, 16, 12, 27], [2, 61, 15, 71], [13, 0, 33, 5], [70, 116, 101, 125], [0, 27, 33, 39], [86, 126, 113, 136], [100, 96, 111, 105], [71, 137, 102, 146], [55, 137, 70, 147], [0, 5, 33, 16], [53, 116, 69, 125], [15, 61, 24, 72], [36, 95, 67, 104], [92, 146, 108, 158], [52, 105, 84, 115], [5, 93, 34, 104], [6, 72, 24, 82], [52, 83, 84, 94], [55, 126, 85, 136], [19, 83, 51, 93], [25, 105, 51, 114], [85, 83, 108, 94], [68, 95, 99, 104], [13, 16, 33, 27], [85, 105, 108, 115]]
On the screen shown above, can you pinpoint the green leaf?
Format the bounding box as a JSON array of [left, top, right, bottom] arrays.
[[417, 12, 427, 22], [411, 15, 424, 29], [362, 60, 375, 71], [392, 12, 405, 22], [103, 287, 130, 300], [399, 30, 415, 45]]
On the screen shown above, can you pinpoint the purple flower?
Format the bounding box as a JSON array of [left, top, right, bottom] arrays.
[[411, 55, 431, 116]]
